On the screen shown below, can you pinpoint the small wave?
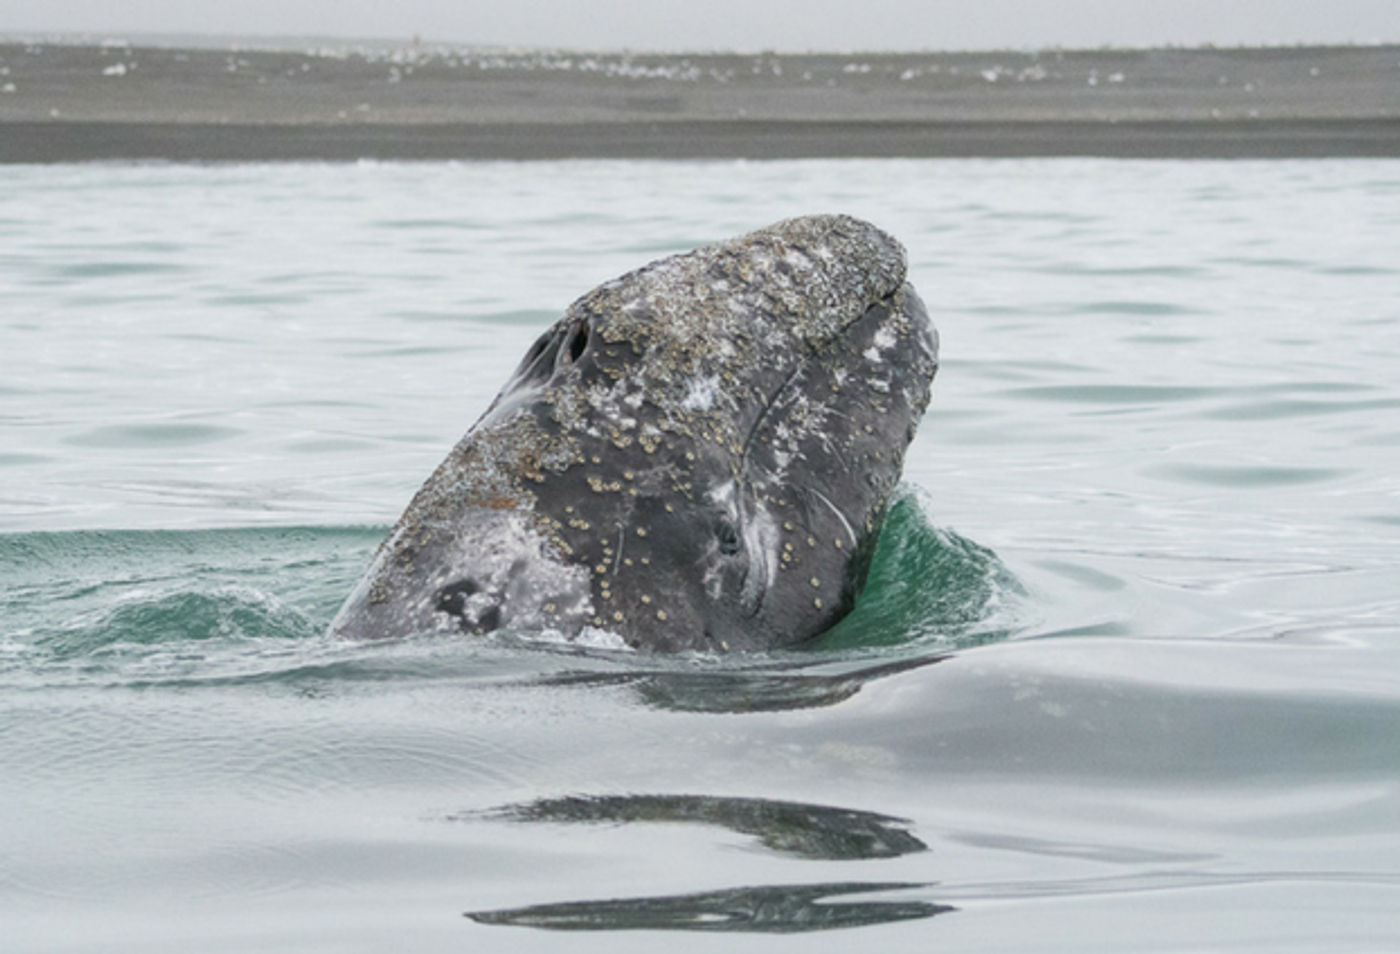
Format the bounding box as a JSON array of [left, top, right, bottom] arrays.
[[1148, 463, 1346, 488], [1203, 397, 1400, 422], [471, 308, 559, 327], [996, 384, 1223, 405], [1077, 300, 1205, 316], [38, 585, 319, 657], [49, 260, 192, 279], [0, 525, 380, 684], [813, 489, 1024, 652], [61, 421, 243, 449]]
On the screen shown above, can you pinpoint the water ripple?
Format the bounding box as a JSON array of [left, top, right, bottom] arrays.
[[996, 385, 1223, 404], [61, 422, 244, 448], [1149, 464, 1347, 487]]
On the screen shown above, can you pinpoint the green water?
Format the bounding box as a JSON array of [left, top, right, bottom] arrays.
[[2, 159, 1399, 952]]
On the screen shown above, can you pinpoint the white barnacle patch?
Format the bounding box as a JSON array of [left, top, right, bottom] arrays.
[[707, 479, 738, 509], [435, 509, 593, 631], [765, 420, 799, 475], [567, 368, 653, 446], [682, 374, 720, 412], [863, 326, 898, 364], [783, 247, 815, 272], [739, 503, 780, 612]]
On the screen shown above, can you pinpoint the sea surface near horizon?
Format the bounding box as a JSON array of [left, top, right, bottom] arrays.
[[2, 158, 1399, 951]]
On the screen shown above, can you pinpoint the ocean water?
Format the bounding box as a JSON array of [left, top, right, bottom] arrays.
[[2, 158, 1399, 952]]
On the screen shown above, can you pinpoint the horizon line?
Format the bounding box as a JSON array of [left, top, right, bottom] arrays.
[[4, 30, 1399, 59]]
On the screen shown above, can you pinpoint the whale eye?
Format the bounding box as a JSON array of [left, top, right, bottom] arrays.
[[718, 521, 742, 556]]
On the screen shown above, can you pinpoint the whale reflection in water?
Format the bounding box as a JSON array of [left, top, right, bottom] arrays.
[[472, 792, 929, 860], [462, 793, 953, 933], [467, 880, 951, 933]]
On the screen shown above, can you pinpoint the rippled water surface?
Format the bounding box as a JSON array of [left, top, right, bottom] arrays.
[[3, 159, 1399, 952]]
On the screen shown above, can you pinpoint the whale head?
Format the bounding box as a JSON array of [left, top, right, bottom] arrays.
[[332, 214, 938, 651]]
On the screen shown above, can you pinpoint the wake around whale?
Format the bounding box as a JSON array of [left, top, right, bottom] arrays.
[[331, 215, 938, 651]]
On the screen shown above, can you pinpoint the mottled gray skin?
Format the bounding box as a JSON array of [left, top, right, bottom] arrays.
[[331, 214, 937, 651]]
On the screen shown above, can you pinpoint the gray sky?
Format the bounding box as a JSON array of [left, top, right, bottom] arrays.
[[2, 0, 1397, 51]]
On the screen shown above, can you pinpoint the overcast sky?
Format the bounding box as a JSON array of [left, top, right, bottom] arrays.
[[2, 0, 1396, 51]]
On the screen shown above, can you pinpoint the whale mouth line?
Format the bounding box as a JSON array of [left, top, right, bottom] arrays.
[[736, 289, 896, 482], [737, 359, 804, 477]]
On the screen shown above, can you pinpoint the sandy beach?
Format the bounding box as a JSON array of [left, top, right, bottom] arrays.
[[2, 40, 1398, 160]]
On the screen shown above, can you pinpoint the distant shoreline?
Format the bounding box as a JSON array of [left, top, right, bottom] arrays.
[[8, 119, 1400, 162], [4, 42, 1398, 161], [3, 31, 1397, 56]]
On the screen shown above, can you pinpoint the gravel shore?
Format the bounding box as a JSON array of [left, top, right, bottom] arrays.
[[3, 40, 1398, 160]]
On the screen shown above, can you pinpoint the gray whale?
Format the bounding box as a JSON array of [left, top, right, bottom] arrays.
[[332, 215, 938, 651]]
